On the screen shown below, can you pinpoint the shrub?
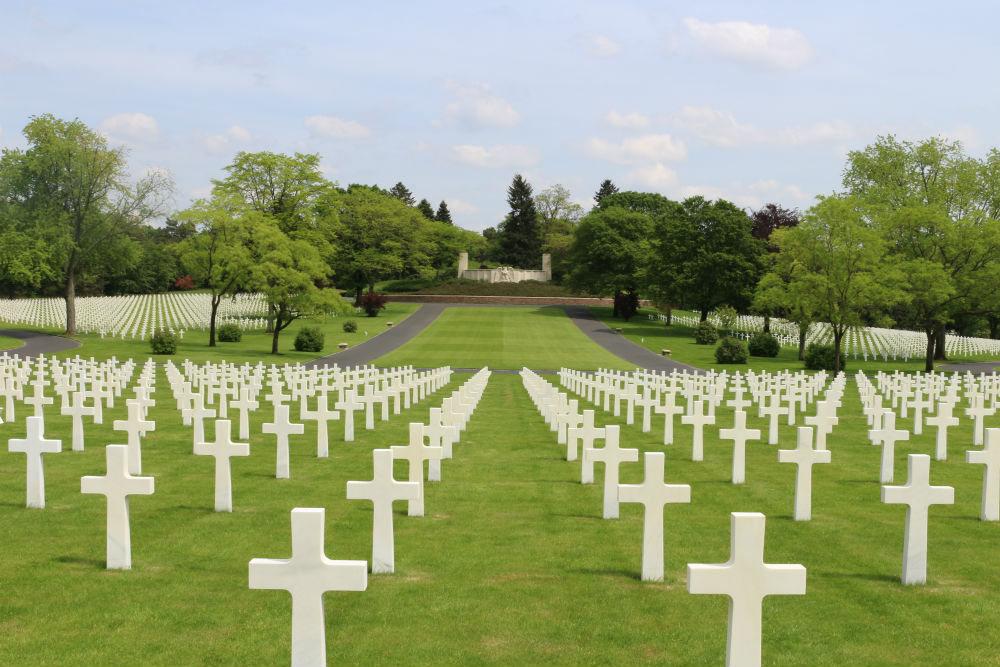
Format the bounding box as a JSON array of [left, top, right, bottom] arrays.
[[804, 343, 846, 371], [748, 332, 780, 357], [342, 319, 358, 333], [715, 304, 738, 334], [714, 336, 748, 364], [294, 326, 325, 352], [360, 290, 388, 317], [172, 275, 195, 290], [150, 329, 177, 355], [694, 321, 718, 345], [216, 323, 242, 342]]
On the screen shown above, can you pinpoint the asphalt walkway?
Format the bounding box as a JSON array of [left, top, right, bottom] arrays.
[[937, 361, 1000, 374], [0, 329, 81, 358]]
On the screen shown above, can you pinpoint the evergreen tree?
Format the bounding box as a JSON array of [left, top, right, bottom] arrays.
[[389, 182, 415, 206], [435, 200, 452, 224], [416, 198, 435, 219], [594, 178, 619, 205], [497, 174, 541, 268]]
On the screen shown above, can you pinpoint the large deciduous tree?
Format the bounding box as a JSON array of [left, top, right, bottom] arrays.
[[0, 114, 172, 334], [497, 174, 541, 268]]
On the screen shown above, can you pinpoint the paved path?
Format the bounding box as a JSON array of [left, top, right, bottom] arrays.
[[307, 303, 706, 374], [937, 361, 1000, 374], [0, 329, 81, 358]]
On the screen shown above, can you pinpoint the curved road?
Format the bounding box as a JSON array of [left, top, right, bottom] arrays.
[[0, 329, 81, 358]]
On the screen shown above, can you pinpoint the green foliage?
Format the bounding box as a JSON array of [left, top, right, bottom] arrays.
[[804, 343, 846, 371], [497, 174, 541, 268], [748, 332, 780, 357], [714, 336, 748, 364], [361, 290, 388, 317], [694, 321, 718, 345], [434, 200, 452, 224], [216, 323, 242, 342], [593, 178, 619, 205], [567, 205, 653, 296], [416, 198, 435, 220], [715, 304, 738, 334], [388, 182, 415, 206], [150, 329, 177, 355], [293, 325, 324, 352], [342, 319, 358, 333]]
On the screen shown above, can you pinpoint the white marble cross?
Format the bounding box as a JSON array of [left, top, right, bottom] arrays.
[[346, 448, 420, 574], [112, 398, 154, 475], [871, 411, 909, 484], [568, 409, 604, 466], [390, 423, 444, 517], [81, 444, 155, 569], [183, 393, 216, 452], [654, 390, 683, 446], [423, 410, 458, 482], [687, 512, 807, 667], [61, 390, 95, 452], [967, 428, 1000, 521], [195, 419, 250, 512], [334, 389, 363, 442], [583, 425, 639, 519], [965, 392, 995, 446], [618, 451, 691, 581], [635, 387, 658, 433], [24, 378, 53, 419], [926, 399, 959, 461], [759, 393, 786, 446], [249, 508, 367, 667], [803, 400, 837, 451], [778, 427, 831, 521], [881, 453, 954, 585], [301, 393, 339, 458], [262, 402, 304, 479], [230, 384, 259, 440], [8, 415, 62, 508], [719, 410, 761, 484], [681, 399, 715, 462]]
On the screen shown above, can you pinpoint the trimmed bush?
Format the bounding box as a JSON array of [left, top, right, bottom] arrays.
[[360, 290, 388, 317], [342, 319, 358, 333], [804, 343, 846, 371], [150, 329, 177, 355], [714, 336, 748, 364], [748, 332, 780, 357], [694, 321, 718, 345], [294, 326, 325, 352], [216, 323, 242, 342]]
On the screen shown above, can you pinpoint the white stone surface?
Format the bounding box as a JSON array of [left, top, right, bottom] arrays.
[[61, 390, 95, 452], [81, 444, 154, 569], [194, 419, 250, 512], [926, 400, 959, 461], [263, 402, 304, 479], [390, 423, 443, 517], [8, 415, 62, 508], [719, 410, 761, 485], [871, 411, 908, 484], [681, 399, 715, 462], [583, 425, 638, 519], [778, 427, 831, 521], [967, 428, 1000, 521], [112, 398, 154, 475]]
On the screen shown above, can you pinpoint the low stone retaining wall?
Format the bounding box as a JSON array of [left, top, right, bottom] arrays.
[[387, 294, 653, 307]]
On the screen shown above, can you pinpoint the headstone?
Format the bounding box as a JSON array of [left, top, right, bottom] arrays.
[[230, 384, 259, 440], [719, 410, 761, 484], [262, 402, 304, 479], [759, 393, 786, 446], [618, 451, 691, 581], [390, 423, 444, 517], [926, 400, 959, 461], [8, 415, 62, 508], [61, 390, 95, 452], [249, 508, 367, 667], [112, 398, 154, 475], [346, 449, 420, 574], [870, 411, 908, 484], [194, 419, 250, 512], [967, 428, 1000, 521], [334, 389, 363, 442], [301, 393, 339, 458], [81, 444, 155, 569], [583, 425, 638, 519], [777, 427, 831, 521], [681, 399, 715, 462], [965, 392, 995, 447], [654, 391, 683, 446], [881, 453, 955, 585], [568, 409, 604, 466], [687, 512, 807, 667]]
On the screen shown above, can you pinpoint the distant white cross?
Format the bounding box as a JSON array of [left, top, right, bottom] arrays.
[[262, 402, 304, 479], [778, 427, 831, 521], [870, 411, 909, 484], [61, 390, 95, 452], [583, 425, 638, 519], [681, 399, 715, 462], [568, 409, 604, 465], [112, 398, 154, 475], [803, 400, 838, 451], [230, 384, 259, 440], [966, 392, 995, 446], [334, 389, 363, 442], [81, 444, 155, 569], [183, 393, 216, 453], [687, 512, 807, 667], [390, 423, 444, 517], [301, 393, 339, 458], [654, 390, 683, 446], [194, 419, 250, 512], [8, 415, 62, 508], [926, 399, 959, 461], [967, 428, 1000, 521], [719, 410, 761, 484], [249, 508, 367, 667]]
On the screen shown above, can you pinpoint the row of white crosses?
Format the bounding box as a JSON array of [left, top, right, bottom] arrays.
[[522, 368, 806, 667], [250, 368, 491, 667]]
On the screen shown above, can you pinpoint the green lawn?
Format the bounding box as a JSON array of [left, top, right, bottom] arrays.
[[375, 306, 634, 370], [0, 333, 25, 351]]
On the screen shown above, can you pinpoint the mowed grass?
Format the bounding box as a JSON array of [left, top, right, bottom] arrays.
[[2, 368, 1000, 665], [0, 333, 25, 351], [375, 306, 633, 370]]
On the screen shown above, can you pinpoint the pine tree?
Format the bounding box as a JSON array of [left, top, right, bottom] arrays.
[[497, 174, 541, 268], [389, 182, 415, 206], [416, 198, 435, 219], [594, 179, 619, 205], [435, 200, 452, 224]]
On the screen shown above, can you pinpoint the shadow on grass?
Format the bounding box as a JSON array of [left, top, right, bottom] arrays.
[[819, 571, 899, 584], [54, 555, 106, 569], [569, 567, 643, 581]]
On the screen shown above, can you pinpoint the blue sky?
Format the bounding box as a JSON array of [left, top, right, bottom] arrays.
[[1, 1, 995, 230]]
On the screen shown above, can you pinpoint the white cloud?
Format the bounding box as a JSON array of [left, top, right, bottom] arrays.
[[603, 110, 650, 130], [672, 178, 813, 211], [318, 162, 339, 179], [449, 144, 541, 168], [446, 198, 479, 214], [584, 134, 687, 164], [411, 140, 430, 152], [199, 125, 254, 154], [99, 112, 160, 145], [305, 115, 371, 139], [682, 17, 813, 70], [434, 80, 520, 129], [582, 33, 622, 57], [674, 106, 856, 148], [626, 162, 679, 190]]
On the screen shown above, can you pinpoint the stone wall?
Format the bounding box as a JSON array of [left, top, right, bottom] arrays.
[[387, 294, 654, 307], [458, 253, 552, 283]]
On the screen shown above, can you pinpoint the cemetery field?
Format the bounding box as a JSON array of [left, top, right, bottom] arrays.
[[374, 306, 633, 370], [4, 370, 1000, 665], [0, 334, 24, 351], [593, 307, 1000, 375]]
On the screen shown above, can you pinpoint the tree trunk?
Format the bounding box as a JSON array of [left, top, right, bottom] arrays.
[[924, 327, 936, 373], [209, 295, 220, 347], [934, 325, 948, 360], [665, 306, 672, 326], [700, 309, 708, 322], [64, 269, 77, 335], [989, 315, 999, 340], [266, 303, 276, 333], [354, 285, 363, 306], [271, 319, 283, 354], [798, 326, 807, 361], [763, 314, 771, 334], [833, 329, 844, 375]]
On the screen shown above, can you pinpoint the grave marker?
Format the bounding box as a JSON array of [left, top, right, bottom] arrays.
[[81, 444, 154, 569], [777, 427, 831, 521], [194, 419, 250, 512]]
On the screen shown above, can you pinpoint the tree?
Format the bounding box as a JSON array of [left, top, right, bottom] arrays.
[[434, 200, 452, 224], [535, 184, 583, 229], [596, 190, 678, 218], [0, 114, 172, 334], [594, 179, 619, 205], [389, 182, 415, 206], [497, 174, 541, 268], [416, 198, 435, 220], [753, 253, 817, 360], [750, 203, 800, 248], [767, 195, 906, 374]]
